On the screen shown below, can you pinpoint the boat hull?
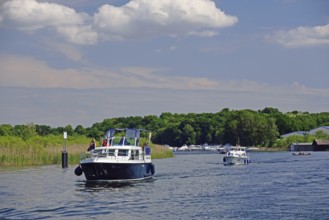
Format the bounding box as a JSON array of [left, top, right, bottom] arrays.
[[80, 162, 155, 181], [223, 156, 250, 165], [292, 152, 311, 156]]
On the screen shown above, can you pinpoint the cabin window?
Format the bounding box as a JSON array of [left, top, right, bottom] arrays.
[[92, 149, 103, 156], [118, 149, 129, 156], [108, 149, 115, 156], [130, 150, 139, 160], [93, 149, 107, 157], [93, 149, 102, 154]]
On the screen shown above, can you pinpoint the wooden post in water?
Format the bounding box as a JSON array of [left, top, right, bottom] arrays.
[[62, 131, 68, 168]]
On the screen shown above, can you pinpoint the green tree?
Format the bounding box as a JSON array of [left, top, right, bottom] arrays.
[[14, 123, 37, 140], [0, 124, 14, 136], [179, 121, 196, 145], [36, 125, 52, 136], [64, 124, 74, 136], [74, 125, 86, 136]]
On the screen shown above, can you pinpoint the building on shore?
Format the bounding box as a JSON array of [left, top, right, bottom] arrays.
[[290, 142, 313, 151], [312, 140, 329, 151], [290, 140, 329, 151]]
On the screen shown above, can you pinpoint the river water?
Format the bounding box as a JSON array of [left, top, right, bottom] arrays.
[[0, 152, 328, 220]]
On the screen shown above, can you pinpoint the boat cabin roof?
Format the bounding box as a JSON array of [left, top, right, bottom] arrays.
[[105, 128, 148, 138], [229, 146, 247, 151]]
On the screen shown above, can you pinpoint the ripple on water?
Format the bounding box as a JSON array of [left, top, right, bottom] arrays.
[[0, 152, 329, 219]]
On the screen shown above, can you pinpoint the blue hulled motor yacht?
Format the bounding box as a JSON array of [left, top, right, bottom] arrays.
[[75, 128, 155, 181]]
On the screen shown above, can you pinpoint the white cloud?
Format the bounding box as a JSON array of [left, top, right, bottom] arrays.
[[56, 25, 98, 45], [268, 23, 329, 48], [0, 55, 220, 90], [0, 0, 86, 30], [0, 0, 97, 44], [1, 55, 328, 101], [189, 30, 219, 37], [0, 56, 95, 88], [0, 0, 238, 44], [1, 55, 328, 127], [44, 41, 83, 61], [94, 0, 237, 40]]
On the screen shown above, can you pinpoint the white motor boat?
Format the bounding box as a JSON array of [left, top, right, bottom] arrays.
[[75, 128, 155, 181], [223, 146, 251, 165]]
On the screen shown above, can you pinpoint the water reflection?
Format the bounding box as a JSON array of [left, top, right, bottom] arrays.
[[86, 181, 134, 188], [75, 178, 156, 192]]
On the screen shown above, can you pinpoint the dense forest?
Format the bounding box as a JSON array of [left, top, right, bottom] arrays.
[[1, 107, 329, 148]]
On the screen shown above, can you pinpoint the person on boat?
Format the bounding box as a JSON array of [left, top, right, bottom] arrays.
[[87, 139, 96, 151], [102, 139, 107, 146]]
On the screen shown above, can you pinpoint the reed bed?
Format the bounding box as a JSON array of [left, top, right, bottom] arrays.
[[256, 146, 289, 152], [0, 136, 89, 167], [150, 144, 174, 159]]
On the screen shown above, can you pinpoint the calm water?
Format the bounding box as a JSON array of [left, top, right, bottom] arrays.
[[0, 152, 328, 220]]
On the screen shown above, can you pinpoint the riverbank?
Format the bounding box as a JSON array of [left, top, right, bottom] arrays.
[[0, 135, 174, 168], [254, 146, 289, 152]]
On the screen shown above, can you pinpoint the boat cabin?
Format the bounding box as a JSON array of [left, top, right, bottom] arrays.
[[102, 128, 141, 147], [89, 147, 145, 161], [226, 146, 248, 157], [87, 128, 151, 162]]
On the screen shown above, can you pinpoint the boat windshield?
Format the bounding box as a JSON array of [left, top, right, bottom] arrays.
[[111, 137, 120, 146], [111, 136, 136, 146]]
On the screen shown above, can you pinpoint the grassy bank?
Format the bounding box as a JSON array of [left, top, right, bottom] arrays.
[[255, 146, 289, 152], [0, 136, 174, 168]]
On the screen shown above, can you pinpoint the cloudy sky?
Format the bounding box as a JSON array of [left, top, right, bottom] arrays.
[[0, 0, 328, 127]]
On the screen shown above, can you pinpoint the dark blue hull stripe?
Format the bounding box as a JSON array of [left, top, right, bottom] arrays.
[[81, 163, 154, 181]]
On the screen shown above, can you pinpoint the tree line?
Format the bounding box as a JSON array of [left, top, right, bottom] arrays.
[[1, 107, 329, 147]]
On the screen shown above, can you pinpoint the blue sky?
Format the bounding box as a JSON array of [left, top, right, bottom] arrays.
[[0, 0, 328, 127]]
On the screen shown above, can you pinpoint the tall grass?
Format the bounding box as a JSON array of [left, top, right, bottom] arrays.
[[0, 135, 173, 167], [150, 144, 174, 159], [0, 135, 89, 167]]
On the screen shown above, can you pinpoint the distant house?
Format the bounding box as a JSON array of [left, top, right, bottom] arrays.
[[281, 131, 308, 139], [290, 142, 313, 151], [312, 140, 329, 151], [309, 126, 329, 135]]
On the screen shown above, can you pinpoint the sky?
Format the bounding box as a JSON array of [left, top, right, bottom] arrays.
[[0, 0, 328, 128]]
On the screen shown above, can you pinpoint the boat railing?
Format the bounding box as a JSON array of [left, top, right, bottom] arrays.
[[80, 147, 151, 162], [97, 152, 108, 157], [144, 155, 151, 161]]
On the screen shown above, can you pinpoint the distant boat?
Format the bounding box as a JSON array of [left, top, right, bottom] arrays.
[[189, 145, 203, 151], [74, 128, 155, 181], [292, 152, 311, 156], [217, 147, 228, 154], [223, 146, 251, 165], [247, 147, 259, 152], [178, 145, 189, 151]]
